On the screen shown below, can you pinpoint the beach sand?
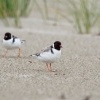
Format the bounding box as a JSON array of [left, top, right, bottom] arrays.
[[0, 28, 100, 100]]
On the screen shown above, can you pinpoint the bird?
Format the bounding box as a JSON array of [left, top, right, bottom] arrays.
[[30, 41, 62, 72], [2, 32, 25, 57]]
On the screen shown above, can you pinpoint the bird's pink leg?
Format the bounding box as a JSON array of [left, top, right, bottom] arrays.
[[49, 63, 52, 71], [46, 63, 49, 71], [46, 63, 53, 71]]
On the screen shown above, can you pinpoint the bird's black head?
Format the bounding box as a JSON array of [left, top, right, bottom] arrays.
[[54, 41, 62, 50], [4, 32, 11, 40]]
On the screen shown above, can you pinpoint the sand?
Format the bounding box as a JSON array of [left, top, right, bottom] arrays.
[[0, 27, 100, 100]]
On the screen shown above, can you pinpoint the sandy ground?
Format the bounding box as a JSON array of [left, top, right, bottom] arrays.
[[0, 28, 100, 100], [0, 1, 100, 100]]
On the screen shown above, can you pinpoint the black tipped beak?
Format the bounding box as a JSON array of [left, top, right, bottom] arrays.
[[30, 55, 32, 57]]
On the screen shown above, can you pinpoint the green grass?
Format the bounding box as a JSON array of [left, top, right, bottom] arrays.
[[35, 0, 100, 34], [58, 0, 100, 33], [0, 0, 32, 27], [0, 0, 100, 33]]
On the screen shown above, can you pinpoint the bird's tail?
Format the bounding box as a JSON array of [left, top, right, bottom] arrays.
[[30, 54, 35, 57], [30, 53, 40, 58], [21, 40, 26, 44]]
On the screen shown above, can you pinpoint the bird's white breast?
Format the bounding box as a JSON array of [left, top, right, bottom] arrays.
[[37, 49, 61, 63], [3, 38, 21, 50]]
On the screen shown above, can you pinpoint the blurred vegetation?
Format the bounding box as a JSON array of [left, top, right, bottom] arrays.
[[38, 0, 100, 34], [0, 0, 100, 33], [0, 0, 32, 27], [63, 0, 100, 33]]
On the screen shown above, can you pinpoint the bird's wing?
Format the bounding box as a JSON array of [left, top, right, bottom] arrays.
[[12, 35, 18, 43], [34, 46, 53, 56], [12, 35, 18, 39], [41, 46, 52, 52], [41, 45, 54, 53]]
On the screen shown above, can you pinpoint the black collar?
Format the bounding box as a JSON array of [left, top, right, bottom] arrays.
[[50, 45, 54, 54]]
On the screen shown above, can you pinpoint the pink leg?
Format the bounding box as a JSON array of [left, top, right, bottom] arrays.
[[49, 63, 52, 71], [46, 63, 50, 71]]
